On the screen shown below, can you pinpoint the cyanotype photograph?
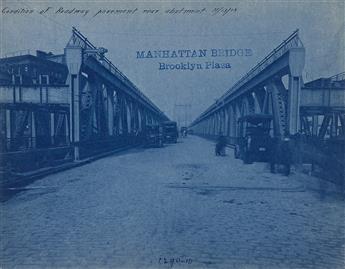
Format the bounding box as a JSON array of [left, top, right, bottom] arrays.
[[0, 0, 344, 268]]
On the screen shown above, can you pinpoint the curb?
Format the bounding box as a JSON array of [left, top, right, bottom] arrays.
[[0, 144, 140, 200]]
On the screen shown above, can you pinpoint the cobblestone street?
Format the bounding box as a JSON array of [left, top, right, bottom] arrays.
[[1, 136, 344, 269]]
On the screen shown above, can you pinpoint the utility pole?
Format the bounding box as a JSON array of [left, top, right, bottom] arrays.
[[174, 103, 192, 127]]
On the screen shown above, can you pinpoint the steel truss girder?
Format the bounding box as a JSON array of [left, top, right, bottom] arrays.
[[0, 103, 69, 113], [192, 49, 305, 131], [83, 57, 166, 120]]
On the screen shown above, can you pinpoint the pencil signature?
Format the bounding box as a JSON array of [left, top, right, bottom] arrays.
[[158, 257, 193, 267]]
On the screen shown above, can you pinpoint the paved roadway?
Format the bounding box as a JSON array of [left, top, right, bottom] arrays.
[[1, 136, 344, 269]]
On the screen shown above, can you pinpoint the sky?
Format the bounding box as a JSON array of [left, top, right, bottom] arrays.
[[1, 0, 344, 123]]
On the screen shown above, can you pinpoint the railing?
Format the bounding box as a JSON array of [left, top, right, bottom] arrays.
[[301, 85, 345, 108], [78, 134, 144, 158], [0, 135, 69, 153], [3, 50, 33, 58], [0, 85, 69, 104], [70, 28, 166, 118], [192, 30, 303, 125], [190, 133, 238, 147], [330, 72, 345, 82]]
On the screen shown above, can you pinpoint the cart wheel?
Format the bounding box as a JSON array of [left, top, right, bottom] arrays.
[[242, 148, 253, 164]]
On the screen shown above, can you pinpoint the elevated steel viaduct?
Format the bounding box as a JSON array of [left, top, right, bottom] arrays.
[[190, 30, 345, 182], [0, 28, 168, 180], [190, 30, 306, 139]]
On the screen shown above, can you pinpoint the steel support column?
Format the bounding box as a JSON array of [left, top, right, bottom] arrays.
[[5, 109, 11, 150], [312, 115, 318, 136], [65, 45, 82, 160], [288, 48, 305, 135], [50, 113, 55, 144], [288, 75, 302, 135], [31, 111, 36, 148], [107, 88, 114, 136]]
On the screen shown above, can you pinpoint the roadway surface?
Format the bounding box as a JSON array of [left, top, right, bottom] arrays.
[[1, 136, 344, 269]]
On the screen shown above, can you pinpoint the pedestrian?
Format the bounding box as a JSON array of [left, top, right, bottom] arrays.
[[269, 135, 278, 173], [215, 133, 227, 156], [281, 132, 292, 176]]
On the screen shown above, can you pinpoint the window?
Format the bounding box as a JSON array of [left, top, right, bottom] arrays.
[[40, 75, 49, 85], [13, 75, 22, 84]]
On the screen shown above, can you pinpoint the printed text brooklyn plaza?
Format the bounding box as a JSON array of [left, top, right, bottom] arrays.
[[159, 61, 231, 71]]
